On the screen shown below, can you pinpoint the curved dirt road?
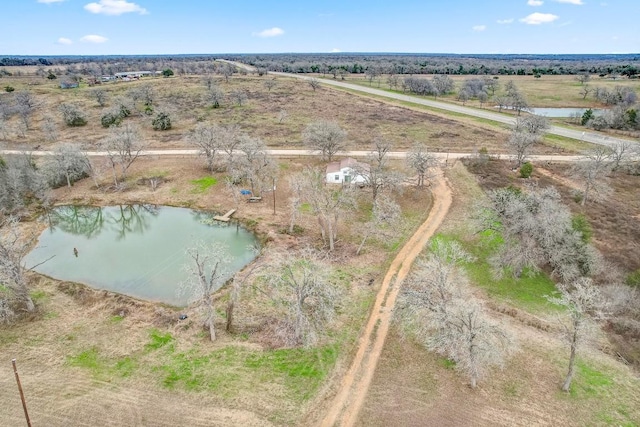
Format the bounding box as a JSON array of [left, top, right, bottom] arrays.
[[319, 170, 452, 427]]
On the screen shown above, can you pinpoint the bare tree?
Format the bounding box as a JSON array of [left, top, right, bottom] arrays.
[[406, 142, 439, 187], [579, 85, 591, 100], [41, 115, 58, 142], [0, 153, 49, 213], [101, 123, 146, 186], [0, 217, 48, 321], [180, 242, 232, 341], [59, 103, 87, 127], [300, 168, 355, 251], [432, 75, 455, 99], [308, 78, 321, 91], [221, 63, 235, 82], [43, 143, 90, 187], [261, 249, 339, 347], [402, 238, 513, 388], [229, 90, 248, 106], [287, 173, 304, 234], [264, 79, 277, 92], [356, 136, 403, 200], [356, 194, 401, 255], [207, 86, 225, 108], [188, 123, 227, 172], [233, 135, 277, 196], [276, 109, 289, 124], [575, 73, 591, 85], [508, 115, 549, 166], [546, 277, 608, 392], [609, 140, 633, 170], [573, 146, 613, 206], [479, 186, 602, 281], [14, 91, 37, 129], [302, 120, 347, 162], [90, 88, 108, 107]]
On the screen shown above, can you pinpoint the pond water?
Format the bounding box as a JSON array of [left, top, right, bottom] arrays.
[[529, 107, 604, 117], [24, 205, 259, 306]]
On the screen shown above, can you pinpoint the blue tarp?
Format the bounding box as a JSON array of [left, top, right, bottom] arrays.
[[240, 189, 252, 195]]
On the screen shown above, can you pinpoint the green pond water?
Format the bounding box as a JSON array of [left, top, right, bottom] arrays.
[[24, 205, 259, 306]]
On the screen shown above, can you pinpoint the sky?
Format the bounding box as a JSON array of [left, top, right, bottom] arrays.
[[2, 0, 639, 55]]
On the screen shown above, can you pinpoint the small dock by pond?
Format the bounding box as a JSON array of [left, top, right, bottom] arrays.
[[213, 209, 237, 222]]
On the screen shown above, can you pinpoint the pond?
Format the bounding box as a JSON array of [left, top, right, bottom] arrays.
[[24, 205, 259, 306]]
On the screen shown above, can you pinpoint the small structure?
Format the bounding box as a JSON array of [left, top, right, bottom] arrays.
[[325, 158, 369, 185], [213, 209, 236, 222], [59, 81, 79, 89], [114, 71, 154, 79]]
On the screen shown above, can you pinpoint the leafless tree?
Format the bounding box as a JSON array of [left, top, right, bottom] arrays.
[[276, 109, 289, 124], [432, 75, 455, 98], [0, 153, 49, 213], [187, 123, 226, 172], [302, 120, 347, 162], [287, 173, 304, 234], [180, 241, 232, 341], [43, 143, 90, 187], [401, 238, 513, 388], [41, 115, 58, 142], [101, 123, 146, 186], [232, 135, 277, 196], [207, 86, 225, 108], [356, 194, 401, 255], [0, 217, 51, 321], [59, 103, 87, 127], [264, 79, 277, 92], [308, 78, 321, 91], [608, 140, 633, 170], [406, 142, 439, 187], [90, 88, 108, 107], [508, 115, 549, 166], [355, 137, 403, 200], [573, 146, 613, 206], [546, 277, 608, 392], [260, 249, 339, 347], [221, 63, 235, 82], [14, 91, 37, 129], [479, 186, 602, 282], [575, 73, 591, 85], [300, 167, 355, 251], [229, 90, 248, 106], [579, 85, 591, 100]]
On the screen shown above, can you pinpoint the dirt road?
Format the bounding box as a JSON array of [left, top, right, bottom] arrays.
[[319, 170, 452, 427]]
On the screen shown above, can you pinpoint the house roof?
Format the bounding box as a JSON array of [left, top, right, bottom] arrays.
[[326, 157, 369, 174]]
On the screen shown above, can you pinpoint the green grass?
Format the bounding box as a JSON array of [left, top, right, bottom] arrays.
[[569, 360, 614, 398], [434, 232, 559, 313], [67, 347, 137, 380], [190, 176, 218, 193], [145, 329, 174, 350]]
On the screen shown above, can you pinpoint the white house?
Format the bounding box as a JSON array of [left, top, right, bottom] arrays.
[[325, 158, 369, 185]]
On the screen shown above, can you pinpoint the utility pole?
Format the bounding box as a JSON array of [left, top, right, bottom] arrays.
[[12, 359, 32, 427], [272, 178, 276, 215]]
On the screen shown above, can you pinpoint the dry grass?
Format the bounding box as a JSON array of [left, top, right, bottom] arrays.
[[0, 73, 512, 153]]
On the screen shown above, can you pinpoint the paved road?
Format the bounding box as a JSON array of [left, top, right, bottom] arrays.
[[263, 70, 637, 149]]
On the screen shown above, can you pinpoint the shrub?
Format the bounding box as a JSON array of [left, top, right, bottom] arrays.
[[571, 214, 592, 243], [627, 269, 640, 288], [59, 103, 87, 127], [519, 162, 533, 178], [101, 109, 123, 128], [152, 112, 171, 131], [162, 69, 174, 77], [581, 108, 593, 126], [4, 86, 14, 92]]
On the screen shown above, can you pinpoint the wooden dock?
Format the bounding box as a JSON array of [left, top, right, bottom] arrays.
[[213, 209, 237, 222]]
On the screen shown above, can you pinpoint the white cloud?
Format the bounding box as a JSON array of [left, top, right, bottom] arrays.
[[472, 25, 487, 31], [253, 27, 284, 38], [57, 37, 73, 45], [554, 0, 584, 4], [330, 48, 342, 53], [84, 0, 148, 16], [38, 0, 65, 3], [520, 12, 559, 24], [497, 18, 514, 24], [528, 0, 544, 6], [80, 34, 108, 43]]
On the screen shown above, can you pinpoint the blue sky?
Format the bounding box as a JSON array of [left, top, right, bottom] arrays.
[[2, 0, 638, 55]]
